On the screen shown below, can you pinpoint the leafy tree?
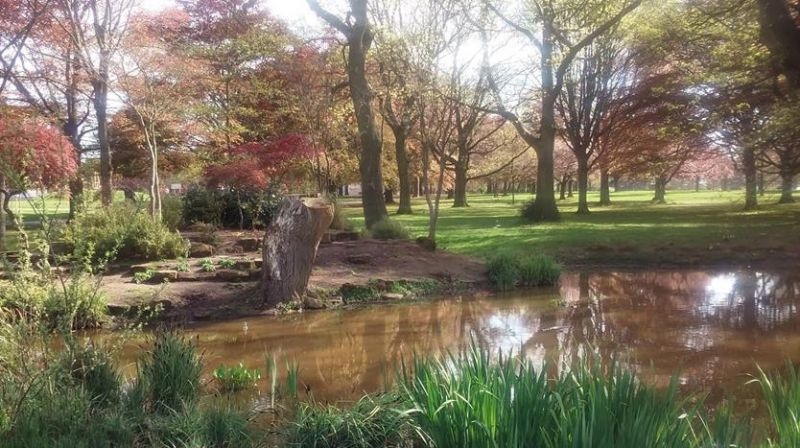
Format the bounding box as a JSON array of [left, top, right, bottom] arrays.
[[307, 0, 389, 229], [0, 108, 78, 249]]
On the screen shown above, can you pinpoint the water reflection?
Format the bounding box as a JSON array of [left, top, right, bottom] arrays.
[[113, 270, 800, 403]]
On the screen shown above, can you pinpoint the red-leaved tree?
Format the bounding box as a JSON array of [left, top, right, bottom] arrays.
[[0, 108, 78, 249]]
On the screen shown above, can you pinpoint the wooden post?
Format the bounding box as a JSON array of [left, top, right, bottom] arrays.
[[261, 198, 333, 306]]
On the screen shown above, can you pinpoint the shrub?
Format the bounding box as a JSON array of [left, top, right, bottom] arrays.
[[200, 258, 216, 272], [182, 185, 281, 229], [63, 203, 188, 263], [213, 363, 261, 392], [486, 253, 519, 291], [327, 196, 354, 231], [365, 219, 410, 240], [160, 194, 184, 231], [517, 254, 561, 286], [201, 408, 252, 447]]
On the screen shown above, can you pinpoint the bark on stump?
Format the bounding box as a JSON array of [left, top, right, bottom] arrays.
[[261, 198, 333, 306]]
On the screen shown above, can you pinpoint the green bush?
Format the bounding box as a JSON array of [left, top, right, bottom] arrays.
[[182, 186, 281, 229], [0, 269, 107, 330], [160, 194, 184, 231], [213, 363, 261, 392], [365, 219, 410, 240], [63, 203, 189, 263]]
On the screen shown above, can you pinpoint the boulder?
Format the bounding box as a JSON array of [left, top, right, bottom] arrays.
[[152, 270, 178, 282], [215, 269, 251, 282], [189, 242, 215, 258], [381, 292, 404, 301], [237, 237, 261, 252]]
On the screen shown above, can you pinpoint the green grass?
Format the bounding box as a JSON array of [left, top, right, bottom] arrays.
[[340, 190, 800, 264]]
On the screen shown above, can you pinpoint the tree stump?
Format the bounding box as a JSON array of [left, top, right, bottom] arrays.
[[261, 198, 333, 306]]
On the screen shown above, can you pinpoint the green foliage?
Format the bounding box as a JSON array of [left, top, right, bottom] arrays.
[[63, 203, 189, 263], [200, 258, 216, 272], [399, 347, 748, 448], [752, 363, 800, 447], [133, 331, 202, 414], [175, 258, 190, 272], [339, 283, 380, 303], [365, 218, 410, 240], [160, 194, 184, 231], [487, 253, 560, 290], [486, 253, 520, 291], [213, 363, 261, 392], [517, 254, 561, 286], [201, 408, 253, 447], [133, 268, 156, 284], [217, 257, 236, 269], [286, 394, 411, 448], [182, 185, 281, 229]]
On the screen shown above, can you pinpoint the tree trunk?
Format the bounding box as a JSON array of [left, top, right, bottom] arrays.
[[599, 169, 611, 206], [525, 24, 560, 222], [452, 163, 468, 207], [0, 175, 5, 253], [758, 172, 765, 196], [576, 156, 589, 214], [743, 147, 758, 210], [558, 174, 567, 200], [779, 171, 795, 203], [261, 198, 333, 306], [384, 188, 395, 204], [394, 132, 412, 214], [93, 74, 113, 206], [695, 175, 701, 192], [653, 176, 667, 203]]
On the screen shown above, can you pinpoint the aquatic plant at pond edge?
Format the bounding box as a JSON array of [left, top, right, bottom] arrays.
[[487, 253, 560, 290], [752, 363, 800, 447], [213, 362, 261, 392]]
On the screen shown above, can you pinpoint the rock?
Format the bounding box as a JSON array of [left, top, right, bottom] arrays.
[[416, 236, 436, 251], [177, 271, 215, 282], [152, 270, 178, 282], [131, 263, 152, 274], [381, 293, 404, 301], [303, 297, 326, 310], [346, 253, 372, 264], [215, 269, 251, 282], [193, 310, 212, 320], [233, 260, 255, 271], [189, 242, 214, 258], [260, 309, 278, 316], [237, 237, 261, 252], [253, 258, 263, 269]]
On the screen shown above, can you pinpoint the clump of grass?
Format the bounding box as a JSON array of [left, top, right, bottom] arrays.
[[365, 219, 410, 240], [486, 253, 560, 290], [200, 258, 216, 272], [286, 393, 411, 448], [752, 363, 800, 446], [399, 346, 748, 448], [486, 253, 519, 291], [517, 254, 561, 286], [213, 362, 261, 392], [133, 331, 202, 414]]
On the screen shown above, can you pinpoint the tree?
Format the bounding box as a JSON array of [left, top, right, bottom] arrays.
[[0, 0, 50, 95], [482, 0, 642, 222], [204, 134, 314, 229], [0, 108, 77, 250], [307, 0, 388, 229], [57, 0, 135, 206], [115, 11, 196, 221]]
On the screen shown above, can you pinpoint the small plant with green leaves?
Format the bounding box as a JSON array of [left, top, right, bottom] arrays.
[[133, 268, 156, 284], [175, 258, 191, 272], [200, 258, 216, 272], [217, 258, 236, 269], [213, 363, 261, 393]]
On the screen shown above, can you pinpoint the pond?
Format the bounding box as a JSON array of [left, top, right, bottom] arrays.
[[115, 269, 800, 405]]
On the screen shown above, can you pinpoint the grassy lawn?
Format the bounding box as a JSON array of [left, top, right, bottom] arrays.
[[340, 189, 800, 266]]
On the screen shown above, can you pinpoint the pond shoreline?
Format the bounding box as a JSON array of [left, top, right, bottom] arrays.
[[101, 236, 800, 326]]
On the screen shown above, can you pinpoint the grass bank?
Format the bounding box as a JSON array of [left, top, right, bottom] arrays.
[[341, 190, 800, 268]]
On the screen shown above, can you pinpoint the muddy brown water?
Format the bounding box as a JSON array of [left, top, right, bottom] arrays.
[[112, 269, 800, 408]]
